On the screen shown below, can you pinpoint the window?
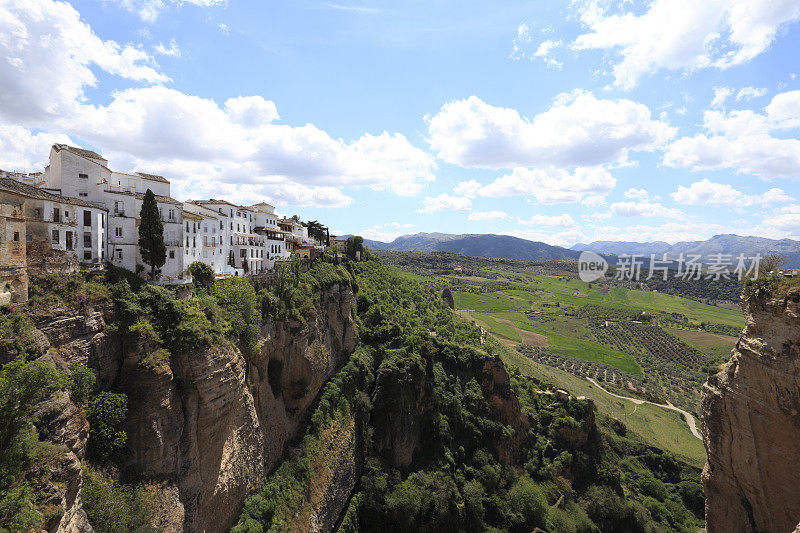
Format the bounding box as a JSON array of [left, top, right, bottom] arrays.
[[84, 251, 91, 260], [52, 229, 59, 243], [159, 208, 163, 219], [101, 214, 105, 228], [117, 250, 123, 260], [83, 232, 91, 247], [79, 173, 88, 179], [219, 221, 223, 230], [53, 207, 60, 222], [65, 210, 69, 219], [169, 250, 175, 259], [186, 221, 190, 232], [79, 192, 88, 197], [186, 236, 190, 247], [168, 209, 174, 220], [240, 249, 246, 258], [13, 231, 19, 241], [115, 227, 122, 237], [34, 208, 40, 218], [83, 210, 91, 226], [26, 235, 31, 242]]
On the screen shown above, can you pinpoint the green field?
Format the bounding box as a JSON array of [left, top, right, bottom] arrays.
[[501, 348, 706, 468]]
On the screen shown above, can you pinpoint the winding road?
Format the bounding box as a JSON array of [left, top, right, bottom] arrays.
[[585, 377, 702, 440]]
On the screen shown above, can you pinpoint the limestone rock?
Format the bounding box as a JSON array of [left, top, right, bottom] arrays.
[[702, 290, 800, 533]]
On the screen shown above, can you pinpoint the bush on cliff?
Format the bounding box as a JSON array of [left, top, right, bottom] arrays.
[[87, 392, 128, 463], [0, 357, 66, 531]]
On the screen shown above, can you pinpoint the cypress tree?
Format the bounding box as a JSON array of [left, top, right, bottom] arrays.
[[138, 189, 166, 279]]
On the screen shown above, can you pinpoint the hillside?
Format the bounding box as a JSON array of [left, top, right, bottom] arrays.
[[574, 234, 800, 266], [2, 257, 707, 533], [363, 232, 581, 260]]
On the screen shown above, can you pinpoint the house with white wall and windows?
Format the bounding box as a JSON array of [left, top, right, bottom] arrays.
[[0, 144, 328, 290]]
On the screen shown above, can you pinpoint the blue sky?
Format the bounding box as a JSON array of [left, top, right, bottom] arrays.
[[1, 0, 800, 245]]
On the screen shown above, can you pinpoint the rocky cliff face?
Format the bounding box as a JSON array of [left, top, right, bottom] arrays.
[[702, 289, 800, 533], [121, 283, 357, 532], [25, 283, 356, 533]]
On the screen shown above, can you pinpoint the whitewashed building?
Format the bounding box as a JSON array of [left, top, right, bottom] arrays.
[[40, 145, 186, 281]]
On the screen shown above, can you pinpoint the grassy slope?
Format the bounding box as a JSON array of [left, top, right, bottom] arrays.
[[501, 348, 706, 468], [666, 327, 738, 360]]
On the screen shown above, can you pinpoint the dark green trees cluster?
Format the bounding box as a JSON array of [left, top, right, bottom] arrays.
[[235, 258, 705, 533], [138, 189, 166, 280]]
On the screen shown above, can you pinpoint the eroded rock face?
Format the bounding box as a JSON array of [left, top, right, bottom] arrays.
[[249, 283, 358, 471], [702, 291, 800, 533], [121, 283, 357, 532]]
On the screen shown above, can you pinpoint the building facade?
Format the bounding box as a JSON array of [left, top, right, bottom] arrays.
[[1, 144, 327, 294]]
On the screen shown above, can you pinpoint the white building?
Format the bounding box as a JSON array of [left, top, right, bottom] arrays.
[[4, 144, 313, 282], [41, 145, 185, 281], [252, 202, 287, 269], [183, 201, 236, 277]]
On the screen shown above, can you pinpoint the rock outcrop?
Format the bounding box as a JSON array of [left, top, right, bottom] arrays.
[[702, 288, 800, 533], [22, 282, 356, 533], [121, 283, 357, 532]]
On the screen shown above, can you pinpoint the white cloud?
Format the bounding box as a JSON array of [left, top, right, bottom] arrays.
[[418, 194, 472, 214], [113, 0, 225, 22], [358, 222, 414, 242], [664, 91, 800, 178], [736, 87, 768, 101], [671, 179, 793, 206], [0, 124, 71, 171], [510, 22, 532, 60], [500, 228, 587, 248], [609, 200, 684, 218], [218, 23, 230, 35], [711, 87, 733, 108], [587, 221, 742, 243], [154, 39, 181, 57], [453, 179, 482, 198], [0, 0, 168, 123], [427, 91, 674, 169], [623, 188, 649, 200], [468, 210, 508, 221], [571, 0, 800, 89], [518, 213, 577, 227], [533, 39, 563, 68], [478, 166, 616, 205]]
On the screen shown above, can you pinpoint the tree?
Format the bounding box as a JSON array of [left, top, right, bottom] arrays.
[[188, 261, 215, 290], [304, 220, 327, 244], [346, 236, 364, 260], [138, 189, 166, 279], [761, 253, 789, 277], [87, 392, 128, 462]]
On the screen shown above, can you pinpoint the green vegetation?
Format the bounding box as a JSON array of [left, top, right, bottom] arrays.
[[68, 363, 96, 405], [82, 468, 157, 533], [87, 392, 128, 463], [235, 258, 704, 532], [187, 260, 215, 290], [138, 189, 166, 279], [0, 357, 66, 531]]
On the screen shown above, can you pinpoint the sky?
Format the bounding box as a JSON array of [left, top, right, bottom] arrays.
[[1, 0, 800, 246]]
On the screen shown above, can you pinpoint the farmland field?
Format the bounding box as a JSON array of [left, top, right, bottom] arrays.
[[379, 250, 744, 463]]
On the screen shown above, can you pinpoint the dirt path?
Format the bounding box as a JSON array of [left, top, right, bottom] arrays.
[[586, 378, 702, 440]]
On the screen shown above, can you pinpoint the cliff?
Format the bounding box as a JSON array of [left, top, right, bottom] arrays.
[[702, 287, 800, 533], [122, 282, 357, 532], [22, 281, 356, 533]]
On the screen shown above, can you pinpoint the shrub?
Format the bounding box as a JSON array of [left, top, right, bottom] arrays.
[[82, 468, 157, 533], [87, 392, 128, 463], [188, 261, 215, 291], [507, 476, 547, 529], [68, 364, 96, 404]]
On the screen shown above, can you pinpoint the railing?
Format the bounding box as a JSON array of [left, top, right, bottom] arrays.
[[114, 210, 125, 217], [164, 240, 180, 247]]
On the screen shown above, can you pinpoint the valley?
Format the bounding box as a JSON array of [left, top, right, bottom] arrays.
[[379, 250, 745, 464]]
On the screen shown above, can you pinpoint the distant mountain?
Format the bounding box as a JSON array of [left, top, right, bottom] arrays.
[[571, 240, 672, 256], [573, 234, 800, 267], [361, 232, 580, 261]]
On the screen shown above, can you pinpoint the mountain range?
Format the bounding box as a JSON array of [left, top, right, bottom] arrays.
[[362, 232, 800, 266]]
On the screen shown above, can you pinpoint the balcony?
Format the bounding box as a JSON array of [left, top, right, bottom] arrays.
[[164, 240, 180, 247], [114, 210, 126, 217]]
